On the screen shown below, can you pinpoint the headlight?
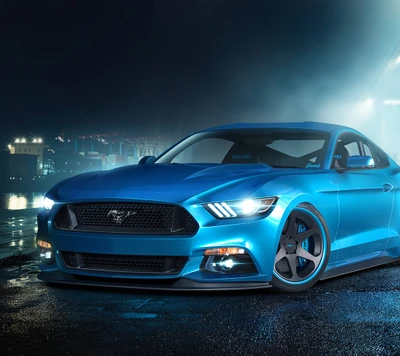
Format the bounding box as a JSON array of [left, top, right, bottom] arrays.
[[43, 197, 55, 211], [204, 197, 277, 219]]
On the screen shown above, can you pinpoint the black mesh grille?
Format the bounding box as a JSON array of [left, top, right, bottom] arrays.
[[53, 202, 198, 235], [60, 251, 187, 274]]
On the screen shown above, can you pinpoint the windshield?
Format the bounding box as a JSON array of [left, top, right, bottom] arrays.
[[155, 129, 329, 168]]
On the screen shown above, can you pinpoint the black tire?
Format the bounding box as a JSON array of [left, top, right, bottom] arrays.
[[272, 203, 330, 292]]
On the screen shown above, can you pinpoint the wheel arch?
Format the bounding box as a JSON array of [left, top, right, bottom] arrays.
[[280, 193, 335, 242]]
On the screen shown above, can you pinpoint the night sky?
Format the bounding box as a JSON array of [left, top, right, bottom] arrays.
[[1, 0, 399, 145]]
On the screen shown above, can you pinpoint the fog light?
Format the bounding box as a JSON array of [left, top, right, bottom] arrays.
[[200, 247, 257, 275], [219, 256, 234, 270], [40, 250, 53, 260], [37, 239, 54, 264]]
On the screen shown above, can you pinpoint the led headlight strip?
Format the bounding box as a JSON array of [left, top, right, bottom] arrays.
[[204, 197, 277, 219]]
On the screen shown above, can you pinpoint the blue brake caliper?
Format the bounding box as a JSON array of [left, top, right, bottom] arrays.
[[297, 222, 308, 267]]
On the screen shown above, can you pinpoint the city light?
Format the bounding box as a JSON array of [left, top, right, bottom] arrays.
[[14, 137, 43, 144], [8, 195, 28, 210]]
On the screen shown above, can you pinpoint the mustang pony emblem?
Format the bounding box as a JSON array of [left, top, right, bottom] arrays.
[[107, 210, 136, 224]]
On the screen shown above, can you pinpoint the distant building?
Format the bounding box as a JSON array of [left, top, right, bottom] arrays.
[[8, 137, 46, 175], [9, 154, 37, 179], [4, 132, 176, 184], [0, 149, 10, 186], [59, 132, 175, 165]]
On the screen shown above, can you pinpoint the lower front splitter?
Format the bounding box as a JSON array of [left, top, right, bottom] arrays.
[[37, 270, 271, 291]]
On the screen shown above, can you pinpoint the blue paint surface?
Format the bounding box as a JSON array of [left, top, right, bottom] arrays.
[[36, 122, 400, 290]]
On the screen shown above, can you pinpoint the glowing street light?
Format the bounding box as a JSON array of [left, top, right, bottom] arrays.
[[38, 138, 43, 143], [15, 138, 20, 143], [362, 97, 375, 109], [21, 138, 26, 143], [32, 138, 37, 143], [357, 97, 375, 115]]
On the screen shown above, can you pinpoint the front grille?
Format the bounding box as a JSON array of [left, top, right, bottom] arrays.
[[53, 202, 198, 235], [60, 251, 187, 274]]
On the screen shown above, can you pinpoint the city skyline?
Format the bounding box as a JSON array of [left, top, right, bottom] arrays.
[[1, 1, 400, 148]]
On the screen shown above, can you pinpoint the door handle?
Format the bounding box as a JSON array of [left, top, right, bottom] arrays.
[[382, 183, 394, 192]]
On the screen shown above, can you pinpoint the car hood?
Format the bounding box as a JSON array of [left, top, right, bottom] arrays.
[[55, 163, 316, 203]]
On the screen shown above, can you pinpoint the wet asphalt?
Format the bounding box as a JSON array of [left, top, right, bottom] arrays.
[[0, 211, 38, 261], [0, 257, 399, 356], [0, 209, 399, 355]]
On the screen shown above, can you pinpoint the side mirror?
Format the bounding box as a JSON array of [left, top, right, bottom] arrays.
[[346, 155, 375, 169], [138, 156, 156, 165]]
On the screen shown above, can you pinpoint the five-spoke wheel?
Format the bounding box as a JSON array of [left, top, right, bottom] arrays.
[[272, 204, 330, 292]]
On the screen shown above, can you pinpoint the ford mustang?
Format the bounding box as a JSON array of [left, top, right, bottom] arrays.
[[36, 122, 400, 292]]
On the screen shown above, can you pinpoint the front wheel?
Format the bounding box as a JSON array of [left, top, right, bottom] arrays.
[[272, 204, 330, 292]]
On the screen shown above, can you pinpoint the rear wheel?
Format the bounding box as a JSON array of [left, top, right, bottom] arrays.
[[272, 204, 330, 292]]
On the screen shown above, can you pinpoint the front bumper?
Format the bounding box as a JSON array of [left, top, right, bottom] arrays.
[[37, 198, 288, 290]]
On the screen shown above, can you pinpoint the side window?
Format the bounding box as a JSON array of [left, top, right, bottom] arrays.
[[344, 142, 361, 156], [368, 142, 389, 168], [332, 133, 362, 169], [362, 143, 372, 157]]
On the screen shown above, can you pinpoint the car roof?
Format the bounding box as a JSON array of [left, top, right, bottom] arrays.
[[198, 121, 362, 137]]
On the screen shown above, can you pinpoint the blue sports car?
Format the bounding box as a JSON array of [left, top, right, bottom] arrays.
[[37, 122, 400, 292]]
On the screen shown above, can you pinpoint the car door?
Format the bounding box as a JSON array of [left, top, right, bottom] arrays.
[[331, 133, 393, 264]]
